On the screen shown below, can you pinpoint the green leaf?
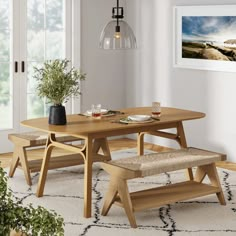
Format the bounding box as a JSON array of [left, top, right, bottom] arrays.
[[0, 162, 65, 235], [34, 59, 86, 105]]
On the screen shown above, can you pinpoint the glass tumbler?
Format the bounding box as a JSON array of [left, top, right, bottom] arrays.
[[91, 104, 102, 119], [152, 102, 161, 118]]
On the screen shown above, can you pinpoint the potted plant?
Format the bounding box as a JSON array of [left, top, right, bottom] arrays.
[[34, 59, 86, 125], [0, 166, 64, 236]]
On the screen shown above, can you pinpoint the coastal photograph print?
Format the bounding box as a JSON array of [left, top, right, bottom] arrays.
[[174, 5, 236, 72]]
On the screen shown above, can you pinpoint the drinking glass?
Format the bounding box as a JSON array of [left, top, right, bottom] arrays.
[[91, 104, 101, 118], [152, 102, 161, 118]]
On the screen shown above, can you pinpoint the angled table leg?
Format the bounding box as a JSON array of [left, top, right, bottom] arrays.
[[36, 134, 55, 197], [84, 136, 93, 218], [93, 138, 111, 161], [137, 132, 145, 156], [176, 121, 193, 180]]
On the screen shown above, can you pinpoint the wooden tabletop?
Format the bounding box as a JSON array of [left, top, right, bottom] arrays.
[[21, 107, 205, 138]]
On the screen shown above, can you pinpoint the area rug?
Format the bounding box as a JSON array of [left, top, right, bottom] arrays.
[[7, 149, 236, 236]]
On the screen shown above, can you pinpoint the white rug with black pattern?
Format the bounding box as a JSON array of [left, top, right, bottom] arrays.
[[7, 149, 236, 236]]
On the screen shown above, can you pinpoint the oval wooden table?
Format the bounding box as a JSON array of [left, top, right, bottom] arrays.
[[21, 107, 205, 218]]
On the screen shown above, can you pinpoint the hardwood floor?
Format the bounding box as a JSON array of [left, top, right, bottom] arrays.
[[0, 138, 235, 171]]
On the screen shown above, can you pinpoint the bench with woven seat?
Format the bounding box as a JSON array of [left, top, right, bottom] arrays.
[[8, 131, 84, 186], [100, 147, 226, 228]]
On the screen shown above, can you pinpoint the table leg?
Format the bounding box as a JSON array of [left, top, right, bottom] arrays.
[[93, 138, 111, 161], [36, 134, 54, 197], [84, 137, 93, 218], [177, 121, 193, 180], [137, 132, 145, 155]]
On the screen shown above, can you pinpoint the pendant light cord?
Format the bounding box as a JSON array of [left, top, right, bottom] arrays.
[[116, 0, 119, 27]]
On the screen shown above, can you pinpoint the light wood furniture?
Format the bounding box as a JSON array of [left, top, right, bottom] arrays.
[[138, 122, 195, 179], [20, 107, 205, 218], [101, 148, 226, 228], [2, 139, 236, 171], [8, 131, 85, 186]]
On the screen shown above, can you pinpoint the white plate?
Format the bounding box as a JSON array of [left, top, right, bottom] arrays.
[[119, 117, 154, 124], [86, 109, 108, 115], [128, 115, 151, 122]]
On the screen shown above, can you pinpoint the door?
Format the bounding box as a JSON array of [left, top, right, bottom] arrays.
[[0, 0, 18, 153], [0, 0, 80, 153]]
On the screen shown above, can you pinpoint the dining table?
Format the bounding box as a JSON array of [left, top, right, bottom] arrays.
[[21, 106, 205, 218]]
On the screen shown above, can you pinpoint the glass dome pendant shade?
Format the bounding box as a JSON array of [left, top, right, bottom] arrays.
[[99, 0, 137, 50]]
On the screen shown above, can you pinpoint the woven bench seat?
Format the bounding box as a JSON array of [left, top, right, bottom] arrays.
[[8, 131, 80, 147], [107, 148, 225, 177], [101, 147, 226, 228], [8, 131, 83, 186]]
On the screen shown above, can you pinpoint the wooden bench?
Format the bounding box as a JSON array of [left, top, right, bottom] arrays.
[[8, 131, 84, 186], [100, 147, 226, 228]]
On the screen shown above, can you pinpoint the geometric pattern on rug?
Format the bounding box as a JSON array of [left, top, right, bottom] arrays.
[[7, 149, 236, 236]]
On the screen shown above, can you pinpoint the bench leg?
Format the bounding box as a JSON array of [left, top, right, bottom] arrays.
[[101, 177, 118, 216], [186, 169, 193, 180], [9, 147, 20, 178], [20, 147, 32, 186], [118, 179, 137, 228], [195, 164, 226, 205], [102, 177, 137, 227], [195, 166, 207, 183], [206, 163, 226, 205], [9, 146, 32, 186]]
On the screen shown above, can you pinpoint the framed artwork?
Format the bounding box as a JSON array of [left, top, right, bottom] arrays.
[[174, 5, 236, 72]]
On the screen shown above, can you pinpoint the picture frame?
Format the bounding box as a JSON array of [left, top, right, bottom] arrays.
[[173, 5, 236, 72]]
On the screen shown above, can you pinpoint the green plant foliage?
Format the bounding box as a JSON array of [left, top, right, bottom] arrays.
[[0, 166, 64, 236], [34, 59, 86, 105]]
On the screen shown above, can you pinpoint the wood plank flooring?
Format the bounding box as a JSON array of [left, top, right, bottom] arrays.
[[0, 138, 235, 171]]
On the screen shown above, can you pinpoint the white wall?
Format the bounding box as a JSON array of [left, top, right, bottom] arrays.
[[80, 0, 126, 112], [125, 0, 236, 162]]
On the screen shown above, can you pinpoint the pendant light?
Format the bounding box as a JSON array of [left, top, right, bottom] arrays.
[[99, 0, 137, 50]]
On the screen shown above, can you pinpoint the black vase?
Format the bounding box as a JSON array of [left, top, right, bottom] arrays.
[[49, 105, 67, 125]]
